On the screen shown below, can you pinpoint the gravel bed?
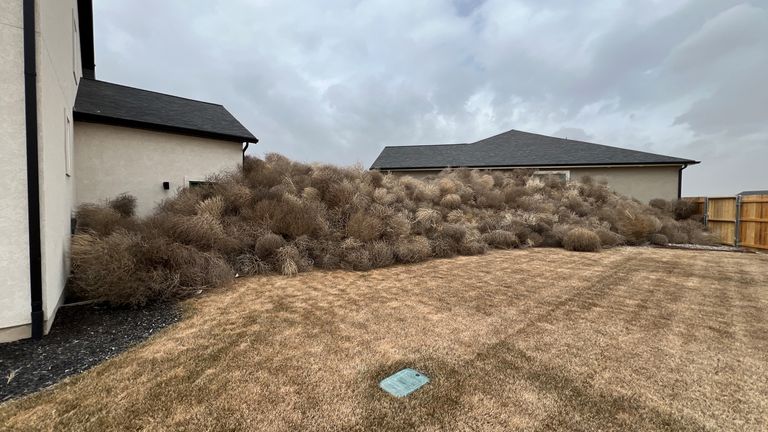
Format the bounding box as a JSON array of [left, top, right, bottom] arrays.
[[0, 302, 181, 403]]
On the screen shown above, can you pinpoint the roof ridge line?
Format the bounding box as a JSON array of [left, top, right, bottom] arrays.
[[475, 128, 695, 161], [382, 142, 470, 149]]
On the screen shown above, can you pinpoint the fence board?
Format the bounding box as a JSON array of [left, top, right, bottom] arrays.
[[707, 197, 737, 246], [685, 194, 768, 250], [739, 195, 768, 250]]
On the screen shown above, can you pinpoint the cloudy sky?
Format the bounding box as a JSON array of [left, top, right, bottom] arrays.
[[92, 0, 767, 196]]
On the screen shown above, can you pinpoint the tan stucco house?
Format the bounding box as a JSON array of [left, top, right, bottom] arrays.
[[370, 129, 699, 203], [0, 0, 257, 342]]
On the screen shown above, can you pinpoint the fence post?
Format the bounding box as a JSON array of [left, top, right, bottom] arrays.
[[734, 195, 741, 247], [703, 197, 709, 227]]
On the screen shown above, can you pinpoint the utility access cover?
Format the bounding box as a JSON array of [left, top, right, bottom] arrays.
[[379, 368, 430, 397]]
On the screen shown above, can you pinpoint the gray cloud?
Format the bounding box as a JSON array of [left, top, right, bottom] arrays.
[[93, 0, 767, 196]]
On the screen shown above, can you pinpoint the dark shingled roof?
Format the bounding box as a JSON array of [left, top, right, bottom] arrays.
[[370, 129, 698, 170], [74, 78, 257, 143]]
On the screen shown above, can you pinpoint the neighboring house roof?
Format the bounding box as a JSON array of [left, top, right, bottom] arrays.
[[370, 129, 698, 170], [74, 78, 257, 143]]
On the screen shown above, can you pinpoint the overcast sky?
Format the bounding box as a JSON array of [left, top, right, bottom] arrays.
[[93, 0, 767, 196]]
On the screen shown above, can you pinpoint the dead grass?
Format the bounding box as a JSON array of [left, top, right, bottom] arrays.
[[2, 248, 767, 431]]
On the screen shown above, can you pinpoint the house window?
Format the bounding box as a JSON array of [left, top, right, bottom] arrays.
[[189, 180, 215, 188], [533, 170, 570, 183], [64, 115, 72, 177]]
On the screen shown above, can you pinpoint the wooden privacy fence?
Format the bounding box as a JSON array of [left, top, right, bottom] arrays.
[[686, 195, 768, 250]]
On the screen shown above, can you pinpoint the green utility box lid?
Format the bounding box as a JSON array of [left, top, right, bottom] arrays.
[[379, 368, 429, 397]]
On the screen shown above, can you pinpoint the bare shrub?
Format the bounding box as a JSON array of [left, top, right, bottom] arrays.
[[341, 245, 372, 271], [213, 182, 253, 214], [276, 245, 301, 276], [616, 209, 661, 245], [459, 240, 488, 255], [156, 188, 200, 216], [268, 196, 327, 238], [650, 233, 669, 245], [446, 210, 465, 224], [440, 194, 462, 209], [255, 233, 286, 258], [413, 183, 440, 203], [347, 212, 384, 241], [431, 237, 458, 258], [441, 223, 467, 243], [437, 177, 458, 195], [477, 190, 505, 209], [503, 185, 526, 205], [394, 236, 432, 263], [413, 208, 441, 234], [673, 199, 697, 220], [660, 219, 690, 244], [69, 231, 233, 306], [563, 228, 601, 252], [69, 154, 716, 305], [481, 230, 519, 249], [595, 228, 624, 248], [164, 212, 236, 251], [368, 241, 395, 268], [373, 187, 395, 205], [196, 196, 225, 218], [75, 205, 126, 236], [325, 181, 356, 209], [649, 198, 669, 212], [108, 194, 137, 218], [563, 195, 591, 217], [679, 220, 720, 245], [69, 231, 144, 305], [382, 213, 411, 240], [235, 254, 271, 276]]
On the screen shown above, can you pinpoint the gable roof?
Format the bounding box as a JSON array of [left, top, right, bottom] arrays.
[[370, 129, 698, 170], [74, 78, 257, 143]]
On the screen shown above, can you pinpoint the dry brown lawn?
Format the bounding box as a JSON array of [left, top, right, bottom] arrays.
[[2, 247, 767, 431]]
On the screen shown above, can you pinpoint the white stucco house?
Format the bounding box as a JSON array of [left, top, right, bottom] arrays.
[[0, 0, 257, 342]]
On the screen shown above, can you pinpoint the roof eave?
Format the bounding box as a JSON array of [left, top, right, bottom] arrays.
[[371, 160, 699, 171], [73, 111, 258, 143]]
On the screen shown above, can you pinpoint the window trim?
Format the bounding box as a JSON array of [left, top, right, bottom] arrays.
[[533, 170, 570, 182], [185, 177, 215, 188], [64, 114, 72, 177]]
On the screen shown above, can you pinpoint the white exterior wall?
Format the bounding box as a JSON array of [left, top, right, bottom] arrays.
[[0, 1, 32, 340], [0, 0, 80, 342], [386, 165, 682, 203], [74, 122, 243, 216], [36, 0, 81, 333]]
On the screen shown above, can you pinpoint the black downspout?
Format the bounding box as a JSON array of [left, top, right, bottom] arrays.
[[677, 164, 687, 199], [242, 142, 249, 164], [24, 0, 44, 340]]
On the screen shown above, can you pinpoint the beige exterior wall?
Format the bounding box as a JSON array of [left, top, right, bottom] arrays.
[[0, 0, 81, 342], [383, 165, 682, 203], [0, 1, 32, 337], [568, 166, 680, 202], [74, 122, 243, 216]]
